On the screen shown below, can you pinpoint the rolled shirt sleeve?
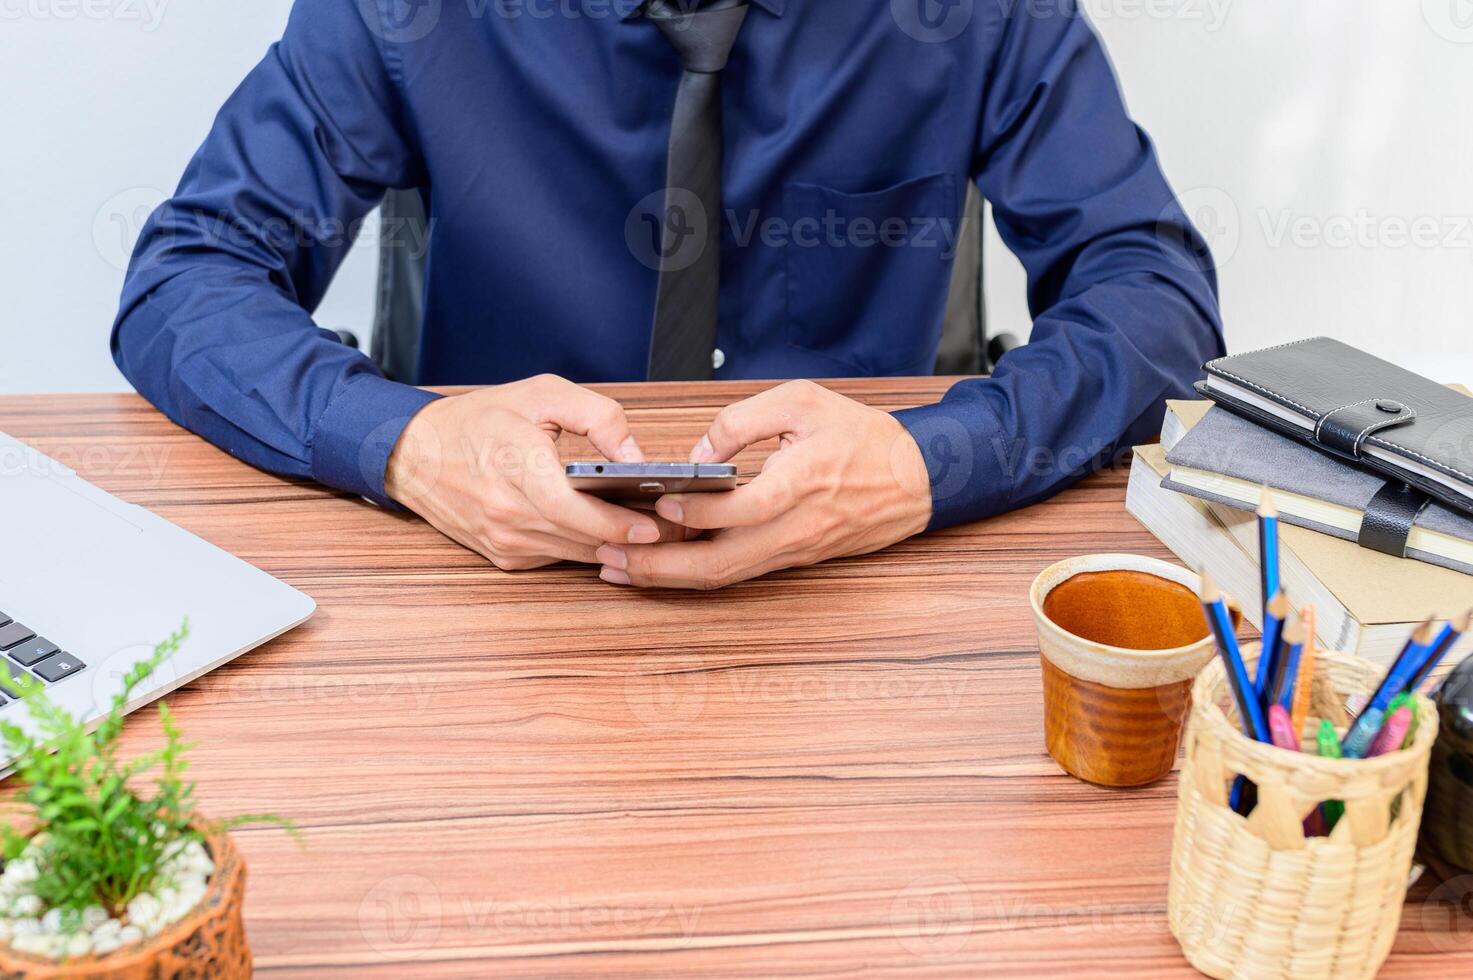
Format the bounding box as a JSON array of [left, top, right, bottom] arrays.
[[895, 4, 1225, 530]]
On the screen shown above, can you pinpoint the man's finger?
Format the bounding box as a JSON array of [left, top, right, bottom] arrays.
[[502, 531, 600, 566], [689, 382, 816, 463], [525, 472, 665, 544], [655, 473, 796, 529], [531, 376, 646, 463], [598, 526, 789, 590]]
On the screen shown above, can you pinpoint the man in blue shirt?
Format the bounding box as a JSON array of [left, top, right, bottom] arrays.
[[112, 0, 1222, 589]]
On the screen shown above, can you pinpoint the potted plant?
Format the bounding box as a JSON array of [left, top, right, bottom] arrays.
[[0, 622, 293, 978]]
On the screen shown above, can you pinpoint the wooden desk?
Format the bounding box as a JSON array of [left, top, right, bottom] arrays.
[[4, 380, 1468, 977]]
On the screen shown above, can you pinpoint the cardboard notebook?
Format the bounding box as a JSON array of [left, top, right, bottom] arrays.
[[1127, 401, 1473, 669]]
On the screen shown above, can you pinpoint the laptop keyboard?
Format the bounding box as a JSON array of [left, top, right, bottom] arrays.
[[0, 612, 86, 701]]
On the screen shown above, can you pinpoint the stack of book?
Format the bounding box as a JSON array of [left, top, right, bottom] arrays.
[[1128, 399, 1473, 669]]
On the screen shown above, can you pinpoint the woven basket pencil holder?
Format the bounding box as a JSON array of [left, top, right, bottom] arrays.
[[1168, 646, 1438, 980]]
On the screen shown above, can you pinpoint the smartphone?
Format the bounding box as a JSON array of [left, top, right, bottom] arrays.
[[565, 462, 737, 500]]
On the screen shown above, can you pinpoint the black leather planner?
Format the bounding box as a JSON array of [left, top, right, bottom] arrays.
[[1196, 337, 1473, 519]]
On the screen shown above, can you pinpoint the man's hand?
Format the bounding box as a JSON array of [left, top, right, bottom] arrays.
[[386, 375, 675, 570], [595, 381, 933, 589]]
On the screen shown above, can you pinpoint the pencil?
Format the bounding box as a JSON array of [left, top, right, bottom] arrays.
[[1257, 488, 1280, 616], [1406, 609, 1472, 693], [1201, 570, 1269, 744], [1271, 615, 1306, 711], [1291, 605, 1316, 734], [1343, 620, 1437, 759], [1253, 591, 1290, 705]]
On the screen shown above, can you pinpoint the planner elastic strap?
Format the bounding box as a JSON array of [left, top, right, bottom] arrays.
[[1357, 480, 1432, 558]]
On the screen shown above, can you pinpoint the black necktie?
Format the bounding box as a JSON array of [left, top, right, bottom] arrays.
[[644, 0, 749, 381]]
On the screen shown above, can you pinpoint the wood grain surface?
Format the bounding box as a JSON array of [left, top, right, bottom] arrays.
[[2, 379, 1469, 978]]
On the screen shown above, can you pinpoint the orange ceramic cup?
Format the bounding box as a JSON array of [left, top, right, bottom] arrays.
[[1029, 554, 1234, 788]]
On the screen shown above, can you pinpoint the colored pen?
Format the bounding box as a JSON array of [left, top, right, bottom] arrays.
[[1200, 571, 1270, 744], [1257, 489, 1280, 618], [1342, 620, 1436, 759], [1368, 706, 1413, 757], [1405, 609, 1471, 693], [1267, 704, 1300, 751], [1270, 615, 1306, 711], [1268, 703, 1317, 833], [1291, 605, 1316, 734], [1316, 720, 1345, 832], [1253, 591, 1290, 704]]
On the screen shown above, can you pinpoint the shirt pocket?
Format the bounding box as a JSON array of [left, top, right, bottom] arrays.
[[782, 173, 959, 375]]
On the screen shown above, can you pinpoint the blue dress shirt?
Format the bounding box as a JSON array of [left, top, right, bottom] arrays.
[[112, 0, 1223, 529]]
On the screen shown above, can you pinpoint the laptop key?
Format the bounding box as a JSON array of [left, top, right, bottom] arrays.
[[8, 637, 59, 667], [31, 655, 84, 684], [0, 622, 35, 650], [0, 611, 10, 627], [0, 662, 36, 698]]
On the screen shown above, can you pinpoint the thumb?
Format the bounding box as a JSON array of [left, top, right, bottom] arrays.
[[533, 378, 646, 463]]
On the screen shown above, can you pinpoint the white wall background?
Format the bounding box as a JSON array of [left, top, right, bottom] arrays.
[[1, 0, 1469, 393]]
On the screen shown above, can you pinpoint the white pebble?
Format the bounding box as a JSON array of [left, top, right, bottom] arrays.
[[10, 895, 40, 917], [11, 932, 54, 956], [91, 918, 121, 940], [125, 893, 160, 925], [81, 905, 109, 931], [117, 924, 143, 944], [64, 933, 90, 958], [90, 935, 121, 956], [40, 908, 62, 935], [10, 917, 40, 936], [6, 860, 38, 884]]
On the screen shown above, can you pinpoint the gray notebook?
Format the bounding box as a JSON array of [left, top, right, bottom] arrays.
[[1163, 406, 1473, 576]]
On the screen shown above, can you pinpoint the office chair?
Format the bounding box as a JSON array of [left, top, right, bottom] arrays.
[[346, 183, 1016, 380]]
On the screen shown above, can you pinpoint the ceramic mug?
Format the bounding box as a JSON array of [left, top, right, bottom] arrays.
[[1029, 554, 1233, 788]]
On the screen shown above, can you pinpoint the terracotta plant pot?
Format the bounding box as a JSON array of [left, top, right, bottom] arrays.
[[0, 832, 250, 979]]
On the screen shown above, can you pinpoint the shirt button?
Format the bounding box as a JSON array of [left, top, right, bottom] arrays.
[[712, 348, 726, 370]]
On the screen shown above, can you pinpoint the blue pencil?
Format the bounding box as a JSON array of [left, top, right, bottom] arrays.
[[1253, 591, 1290, 704], [1257, 490, 1280, 616], [1342, 620, 1436, 759], [1270, 615, 1306, 711], [1200, 571, 1270, 745], [1405, 610, 1471, 693]]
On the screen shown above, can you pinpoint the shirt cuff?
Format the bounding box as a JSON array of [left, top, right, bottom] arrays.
[[309, 373, 441, 509], [893, 390, 1015, 531]]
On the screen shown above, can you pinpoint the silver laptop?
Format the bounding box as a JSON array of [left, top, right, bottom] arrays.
[[0, 431, 314, 758]]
